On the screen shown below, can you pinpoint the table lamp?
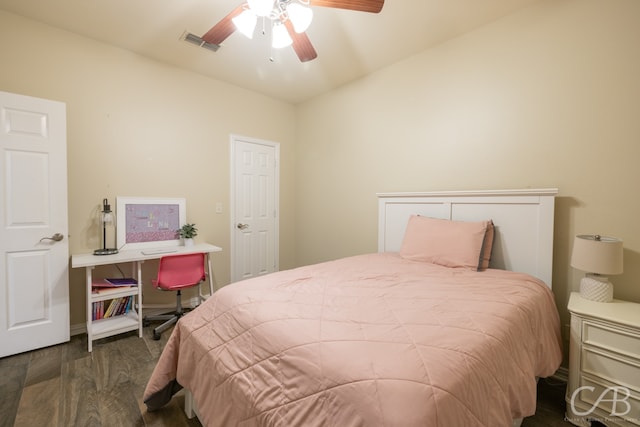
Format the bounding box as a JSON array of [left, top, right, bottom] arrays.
[[94, 198, 119, 255], [570, 234, 623, 302]]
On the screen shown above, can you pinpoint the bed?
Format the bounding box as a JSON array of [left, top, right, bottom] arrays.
[[143, 188, 562, 427]]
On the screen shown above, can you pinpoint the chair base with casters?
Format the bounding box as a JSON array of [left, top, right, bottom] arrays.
[[143, 289, 190, 340], [142, 252, 206, 340]]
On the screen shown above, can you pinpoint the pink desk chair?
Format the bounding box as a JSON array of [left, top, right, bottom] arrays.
[[144, 252, 206, 340]]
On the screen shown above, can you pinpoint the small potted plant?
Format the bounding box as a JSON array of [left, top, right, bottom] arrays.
[[177, 223, 198, 247]]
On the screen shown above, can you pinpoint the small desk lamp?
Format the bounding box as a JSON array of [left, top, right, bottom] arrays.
[[570, 234, 623, 302], [94, 198, 119, 256]]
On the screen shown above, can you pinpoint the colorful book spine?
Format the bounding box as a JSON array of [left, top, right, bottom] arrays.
[[104, 299, 116, 318], [92, 295, 135, 319]]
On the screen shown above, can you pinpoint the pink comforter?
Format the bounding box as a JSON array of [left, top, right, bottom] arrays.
[[144, 253, 562, 426]]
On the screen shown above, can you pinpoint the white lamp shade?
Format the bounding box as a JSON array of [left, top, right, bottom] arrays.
[[287, 3, 313, 33], [247, 0, 274, 17], [571, 234, 623, 275], [272, 23, 292, 48], [232, 10, 257, 39]]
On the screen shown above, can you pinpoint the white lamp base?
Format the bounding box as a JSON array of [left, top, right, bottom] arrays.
[[579, 275, 613, 303]]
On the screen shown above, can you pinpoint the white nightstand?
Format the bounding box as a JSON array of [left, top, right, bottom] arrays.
[[565, 292, 640, 426]]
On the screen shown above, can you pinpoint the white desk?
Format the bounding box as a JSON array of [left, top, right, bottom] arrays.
[[71, 243, 222, 351]]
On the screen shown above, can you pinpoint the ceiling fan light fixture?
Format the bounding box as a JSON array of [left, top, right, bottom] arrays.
[[286, 2, 313, 33], [247, 0, 275, 17], [272, 22, 293, 48], [202, 0, 383, 62], [232, 9, 258, 39]]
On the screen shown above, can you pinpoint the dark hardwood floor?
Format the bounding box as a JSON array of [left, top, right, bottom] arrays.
[[1, 326, 572, 427], [522, 377, 574, 427], [0, 326, 201, 427]]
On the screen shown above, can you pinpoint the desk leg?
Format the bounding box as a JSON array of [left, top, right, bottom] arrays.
[[206, 253, 214, 300], [135, 261, 143, 337], [85, 266, 95, 352]]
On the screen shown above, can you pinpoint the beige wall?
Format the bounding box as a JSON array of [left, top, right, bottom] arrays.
[[0, 11, 297, 327], [295, 0, 640, 361]]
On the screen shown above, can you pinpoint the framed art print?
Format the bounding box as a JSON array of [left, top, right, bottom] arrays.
[[116, 197, 186, 250]]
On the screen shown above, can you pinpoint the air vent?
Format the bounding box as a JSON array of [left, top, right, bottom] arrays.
[[181, 31, 220, 52]]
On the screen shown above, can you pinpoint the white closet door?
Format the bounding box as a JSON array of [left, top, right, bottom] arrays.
[[231, 136, 279, 282]]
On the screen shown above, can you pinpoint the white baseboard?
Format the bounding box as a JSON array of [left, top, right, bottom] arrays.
[[70, 296, 201, 336], [70, 322, 86, 336]]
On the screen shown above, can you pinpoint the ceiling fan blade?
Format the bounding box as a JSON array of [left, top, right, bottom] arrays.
[[284, 19, 318, 62], [201, 4, 245, 45], [308, 0, 384, 13]]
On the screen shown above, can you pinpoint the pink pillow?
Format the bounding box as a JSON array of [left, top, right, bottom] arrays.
[[400, 215, 490, 270]]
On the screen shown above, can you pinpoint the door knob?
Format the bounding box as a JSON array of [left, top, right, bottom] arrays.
[[236, 223, 249, 230], [40, 233, 64, 242]]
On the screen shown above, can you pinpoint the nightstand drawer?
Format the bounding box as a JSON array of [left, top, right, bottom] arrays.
[[579, 375, 640, 426], [583, 321, 640, 358], [583, 347, 640, 391]]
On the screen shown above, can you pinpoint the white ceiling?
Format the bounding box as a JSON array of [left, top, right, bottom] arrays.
[[0, 0, 540, 104]]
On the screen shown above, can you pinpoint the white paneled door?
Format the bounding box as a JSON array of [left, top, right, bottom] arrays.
[[231, 136, 279, 283], [0, 91, 69, 357]]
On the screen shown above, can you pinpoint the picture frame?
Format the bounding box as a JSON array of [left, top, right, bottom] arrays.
[[116, 197, 186, 251]]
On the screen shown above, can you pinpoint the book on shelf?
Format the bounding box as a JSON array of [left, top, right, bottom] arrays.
[[105, 297, 120, 318], [92, 277, 138, 288], [103, 299, 115, 318], [91, 278, 138, 295], [115, 297, 132, 316], [92, 286, 134, 296], [92, 300, 105, 320], [116, 298, 126, 315], [105, 277, 138, 286], [92, 295, 134, 320]]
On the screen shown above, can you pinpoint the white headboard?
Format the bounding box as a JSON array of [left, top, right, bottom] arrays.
[[377, 189, 558, 288]]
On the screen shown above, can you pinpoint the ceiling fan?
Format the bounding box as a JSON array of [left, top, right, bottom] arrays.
[[201, 0, 385, 62]]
